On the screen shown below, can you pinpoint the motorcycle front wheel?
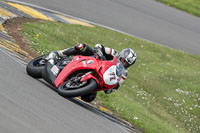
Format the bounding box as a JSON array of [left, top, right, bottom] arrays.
[[58, 79, 97, 98]]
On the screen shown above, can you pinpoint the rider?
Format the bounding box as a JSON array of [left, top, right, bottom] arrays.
[[43, 43, 136, 102]]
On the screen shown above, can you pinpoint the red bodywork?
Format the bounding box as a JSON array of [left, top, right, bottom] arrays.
[[54, 55, 119, 92]]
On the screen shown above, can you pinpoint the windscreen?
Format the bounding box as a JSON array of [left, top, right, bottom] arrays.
[[116, 59, 125, 77]]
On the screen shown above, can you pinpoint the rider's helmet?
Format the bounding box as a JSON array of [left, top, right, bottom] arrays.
[[118, 48, 137, 68]]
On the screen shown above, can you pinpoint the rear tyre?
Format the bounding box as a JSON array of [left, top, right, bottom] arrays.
[[26, 55, 47, 78], [58, 79, 97, 98]]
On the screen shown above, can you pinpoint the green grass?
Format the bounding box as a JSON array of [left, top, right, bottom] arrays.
[[156, 0, 200, 17], [22, 21, 200, 133]]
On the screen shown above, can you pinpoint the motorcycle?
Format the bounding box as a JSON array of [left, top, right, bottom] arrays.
[[26, 54, 125, 102]]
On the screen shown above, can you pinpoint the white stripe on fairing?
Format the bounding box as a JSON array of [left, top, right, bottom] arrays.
[[82, 61, 87, 67]]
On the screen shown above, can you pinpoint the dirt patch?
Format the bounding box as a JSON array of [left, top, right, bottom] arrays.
[[4, 17, 45, 58]]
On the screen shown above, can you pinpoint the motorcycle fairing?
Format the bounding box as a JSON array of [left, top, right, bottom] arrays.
[[103, 65, 120, 85], [54, 56, 101, 88], [54, 56, 120, 91]]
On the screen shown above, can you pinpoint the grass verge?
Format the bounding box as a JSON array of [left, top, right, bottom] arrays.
[[156, 0, 200, 17], [21, 21, 200, 133]]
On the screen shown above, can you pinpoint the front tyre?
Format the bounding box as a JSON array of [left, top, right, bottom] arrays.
[[58, 79, 97, 98], [26, 55, 47, 78]]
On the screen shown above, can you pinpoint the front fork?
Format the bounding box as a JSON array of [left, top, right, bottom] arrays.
[[80, 71, 100, 86]]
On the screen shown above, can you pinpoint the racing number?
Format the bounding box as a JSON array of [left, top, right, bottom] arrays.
[[109, 72, 116, 81]]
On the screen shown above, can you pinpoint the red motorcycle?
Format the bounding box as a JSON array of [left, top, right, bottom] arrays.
[[26, 55, 125, 101]]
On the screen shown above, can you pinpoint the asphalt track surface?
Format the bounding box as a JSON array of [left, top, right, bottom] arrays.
[[12, 0, 200, 56], [0, 48, 130, 133]]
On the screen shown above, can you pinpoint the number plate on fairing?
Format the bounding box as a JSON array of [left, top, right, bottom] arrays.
[[51, 65, 59, 76], [103, 65, 120, 85]]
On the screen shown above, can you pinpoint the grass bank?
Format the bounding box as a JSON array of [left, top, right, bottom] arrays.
[[156, 0, 200, 17], [22, 21, 200, 133]]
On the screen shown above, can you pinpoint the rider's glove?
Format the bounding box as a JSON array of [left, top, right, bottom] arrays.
[[94, 44, 103, 49], [94, 49, 106, 60], [94, 44, 106, 60]]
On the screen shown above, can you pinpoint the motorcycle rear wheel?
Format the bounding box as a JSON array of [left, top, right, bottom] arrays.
[[58, 79, 97, 98], [26, 55, 47, 78]]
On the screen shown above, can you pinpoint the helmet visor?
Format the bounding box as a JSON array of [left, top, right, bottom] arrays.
[[125, 52, 136, 64], [120, 58, 129, 68]]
